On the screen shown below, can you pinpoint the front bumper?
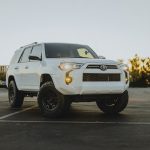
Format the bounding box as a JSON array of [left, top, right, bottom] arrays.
[[51, 67, 129, 95]]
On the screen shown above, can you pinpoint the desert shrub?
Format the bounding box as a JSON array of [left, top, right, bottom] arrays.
[[129, 55, 150, 87], [0, 72, 6, 81]]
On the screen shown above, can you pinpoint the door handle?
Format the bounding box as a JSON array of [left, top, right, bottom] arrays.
[[25, 66, 29, 69], [14, 67, 19, 70]]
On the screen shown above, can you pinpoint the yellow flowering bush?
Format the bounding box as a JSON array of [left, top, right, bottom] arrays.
[[129, 55, 150, 87]]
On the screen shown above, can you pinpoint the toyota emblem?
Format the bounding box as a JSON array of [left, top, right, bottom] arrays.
[[100, 65, 107, 71]]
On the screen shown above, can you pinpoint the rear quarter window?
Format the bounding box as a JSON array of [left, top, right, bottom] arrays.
[[10, 49, 23, 64]]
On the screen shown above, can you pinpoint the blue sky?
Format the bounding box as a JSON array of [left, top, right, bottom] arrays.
[[0, 0, 150, 64]]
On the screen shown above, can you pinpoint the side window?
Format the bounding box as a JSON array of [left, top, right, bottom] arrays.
[[10, 50, 22, 64], [30, 45, 42, 61], [19, 47, 32, 63]]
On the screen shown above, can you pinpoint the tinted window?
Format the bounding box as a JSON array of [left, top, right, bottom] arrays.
[[31, 45, 42, 59], [45, 43, 98, 59], [19, 47, 32, 63], [10, 50, 22, 64]]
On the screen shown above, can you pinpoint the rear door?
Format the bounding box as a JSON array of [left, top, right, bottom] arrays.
[[18, 47, 32, 90], [24, 44, 42, 91]]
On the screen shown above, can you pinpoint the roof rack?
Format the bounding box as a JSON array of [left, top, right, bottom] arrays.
[[20, 42, 38, 48]]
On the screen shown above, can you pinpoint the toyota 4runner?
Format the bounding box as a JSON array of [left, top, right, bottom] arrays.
[[6, 42, 129, 117]]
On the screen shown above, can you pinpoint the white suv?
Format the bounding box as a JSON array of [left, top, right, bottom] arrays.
[[6, 42, 129, 117]]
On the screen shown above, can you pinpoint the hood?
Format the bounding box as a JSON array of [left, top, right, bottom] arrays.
[[45, 58, 118, 65]]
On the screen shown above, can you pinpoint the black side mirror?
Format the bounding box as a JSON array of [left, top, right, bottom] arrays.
[[29, 55, 41, 61], [99, 56, 106, 59]]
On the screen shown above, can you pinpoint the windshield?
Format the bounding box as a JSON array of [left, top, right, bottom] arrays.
[[45, 43, 99, 59]]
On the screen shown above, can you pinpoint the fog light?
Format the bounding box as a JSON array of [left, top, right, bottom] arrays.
[[65, 76, 72, 85]]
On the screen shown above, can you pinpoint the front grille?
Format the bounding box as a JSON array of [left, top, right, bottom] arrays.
[[83, 73, 120, 82], [86, 65, 118, 69]]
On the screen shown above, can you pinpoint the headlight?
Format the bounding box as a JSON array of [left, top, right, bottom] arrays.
[[118, 64, 129, 84], [118, 64, 128, 71], [59, 62, 84, 71]]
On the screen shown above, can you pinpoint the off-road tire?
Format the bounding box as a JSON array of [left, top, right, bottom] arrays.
[[38, 82, 70, 118], [96, 90, 128, 114], [8, 80, 24, 108]]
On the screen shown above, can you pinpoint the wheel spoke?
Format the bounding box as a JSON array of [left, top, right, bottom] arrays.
[[42, 92, 59, 111]]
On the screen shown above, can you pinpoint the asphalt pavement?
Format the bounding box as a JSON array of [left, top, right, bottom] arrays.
[[0, 88, 150, 150]]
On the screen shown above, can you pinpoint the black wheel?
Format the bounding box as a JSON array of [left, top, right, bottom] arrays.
[[64, 97, 72, 113], [38, 82, 70, 118], [96, 91, 128, 114], [8, 80, 24, 108]]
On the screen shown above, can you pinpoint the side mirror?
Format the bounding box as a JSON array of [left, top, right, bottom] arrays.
[[29, 55, 41, 61], [99, 56, 106, 59]]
